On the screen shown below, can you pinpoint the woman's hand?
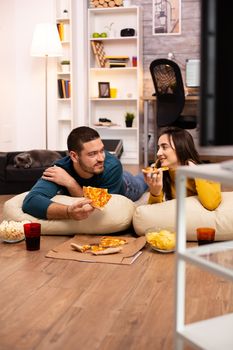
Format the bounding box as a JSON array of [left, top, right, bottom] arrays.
[[187, 160, 196, 166], [143, 169, 163, 196]]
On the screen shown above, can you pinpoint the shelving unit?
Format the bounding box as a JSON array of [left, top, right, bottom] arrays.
[[175, 162, 233, 350], [88, 6, 143, 164], [55, 0, 73, 149]]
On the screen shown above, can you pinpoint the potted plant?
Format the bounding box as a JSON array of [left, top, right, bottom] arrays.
[[125, 112, 135, 127], [60, 60, 70, 73]]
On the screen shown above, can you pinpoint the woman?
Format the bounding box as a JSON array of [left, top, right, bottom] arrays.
[[144, 127, 222, 210]]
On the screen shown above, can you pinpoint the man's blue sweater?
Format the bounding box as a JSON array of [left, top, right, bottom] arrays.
[[22, 151, 124, 219]]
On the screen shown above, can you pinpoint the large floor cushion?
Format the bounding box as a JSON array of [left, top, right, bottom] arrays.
[[133, 192, 233, 241], [2, 192, 135, 235]]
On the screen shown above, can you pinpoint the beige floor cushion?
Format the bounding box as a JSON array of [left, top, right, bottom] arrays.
[[2, 192, 135, 235], [133, 192, 233, 241]]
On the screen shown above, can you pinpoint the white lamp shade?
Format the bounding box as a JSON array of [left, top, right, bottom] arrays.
[[30, 23, 62, 57]]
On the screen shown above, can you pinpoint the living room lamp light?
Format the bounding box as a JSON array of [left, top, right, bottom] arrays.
[[30, 23, 62, 149]]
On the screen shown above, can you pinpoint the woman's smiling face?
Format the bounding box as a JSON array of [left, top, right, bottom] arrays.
[[156, 133, 180, 169]]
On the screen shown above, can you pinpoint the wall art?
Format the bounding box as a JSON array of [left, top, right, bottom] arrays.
[[152, 0, 181, 35]]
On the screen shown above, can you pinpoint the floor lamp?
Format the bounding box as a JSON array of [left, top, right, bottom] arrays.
[[30, 23, 62, 149]]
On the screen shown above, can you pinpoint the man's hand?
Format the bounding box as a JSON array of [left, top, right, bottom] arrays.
[[42, 166, 83, 196], [46, 199, 95, 220], [42, 166, 75, 187], [67, 199, 95, 220]]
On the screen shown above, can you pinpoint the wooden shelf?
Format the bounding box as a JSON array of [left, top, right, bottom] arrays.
[[90, 97, 137, 101], [89, 36, 138, 41]]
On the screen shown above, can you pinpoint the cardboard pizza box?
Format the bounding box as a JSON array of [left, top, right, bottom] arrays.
[[46, 235, 146, 265]]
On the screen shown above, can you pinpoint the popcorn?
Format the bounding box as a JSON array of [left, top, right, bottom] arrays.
[[0, 220, 31, 241]]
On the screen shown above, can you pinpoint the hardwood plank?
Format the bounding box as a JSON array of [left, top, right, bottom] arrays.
[[185, 263, 233, 323], [33, 256, 147, 349], [99, 253, 175, 350]]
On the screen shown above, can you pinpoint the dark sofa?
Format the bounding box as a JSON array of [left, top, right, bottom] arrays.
[[0, 151, 67, 195], [0, 140, 123, 195]]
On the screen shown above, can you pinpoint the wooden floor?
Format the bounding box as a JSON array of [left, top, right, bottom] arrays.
[[1, 196, 233, 349], [1, 162, 233, 349]]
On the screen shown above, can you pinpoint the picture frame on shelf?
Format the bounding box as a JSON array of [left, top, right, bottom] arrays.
[[98, 82, 110, 98]]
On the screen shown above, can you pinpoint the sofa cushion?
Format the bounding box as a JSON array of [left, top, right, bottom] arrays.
[[133, 192, 233, 241], [2, 192, 135, 235], [6, 165, 45, 182]]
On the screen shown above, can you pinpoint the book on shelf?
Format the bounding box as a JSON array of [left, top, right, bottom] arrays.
[[65, 80, 69, 98], [57, 23, 70, 42], [58, 79, 71, 98], [109, 63, 127, 68], [68, 81, 71, 97], [108, 59, 129, 63], [61, 79, 66, 97], [57, 23, 64, 41], [105, 56, 129, 68], [105, 56, 129, 60], [58, 79, 63, 98]]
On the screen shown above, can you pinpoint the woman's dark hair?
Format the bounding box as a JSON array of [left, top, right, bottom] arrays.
[[67, 126, 100, 153], [157, 127, 201, 200]]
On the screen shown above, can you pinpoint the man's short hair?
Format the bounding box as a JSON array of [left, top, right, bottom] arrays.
[[67, 126, 100, 153]]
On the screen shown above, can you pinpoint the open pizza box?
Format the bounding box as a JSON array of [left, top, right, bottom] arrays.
[[46, 235, 146, 265]]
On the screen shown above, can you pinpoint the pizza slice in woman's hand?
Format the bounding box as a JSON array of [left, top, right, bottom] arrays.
[[83, 186, 112, 209], [142, 166, 169, 174]]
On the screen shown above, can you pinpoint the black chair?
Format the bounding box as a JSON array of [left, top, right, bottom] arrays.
[[149, 58, 197, 129]]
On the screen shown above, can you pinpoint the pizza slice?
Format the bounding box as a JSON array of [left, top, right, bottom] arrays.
[[142, 166, 169, 174], [91, 247, 122, 255], [83, 186, 112, 209], [99, 236, 127, 248], [70, 243, 91, 252], [70, 236, 126, 256], [142, 166, 159, 174]]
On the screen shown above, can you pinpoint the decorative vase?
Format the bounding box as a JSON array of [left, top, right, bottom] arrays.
[[61, 64, 70, 73]]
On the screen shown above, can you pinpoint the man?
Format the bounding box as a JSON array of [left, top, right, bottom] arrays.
[[23, 126, 147, 220]]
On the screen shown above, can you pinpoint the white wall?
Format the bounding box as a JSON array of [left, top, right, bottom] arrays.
[[0, 0, 54, 151], [0, 1, 16, 150]]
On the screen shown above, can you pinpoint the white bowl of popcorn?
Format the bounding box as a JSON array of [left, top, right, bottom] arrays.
[[0, 220, 31, 243]]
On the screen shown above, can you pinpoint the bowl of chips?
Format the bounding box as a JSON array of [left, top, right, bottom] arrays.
[[0, 220, 31, 243], [145, 227, 176, 253]]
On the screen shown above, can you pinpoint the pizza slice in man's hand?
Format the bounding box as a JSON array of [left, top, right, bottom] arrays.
[[83, 186, 112, 209]]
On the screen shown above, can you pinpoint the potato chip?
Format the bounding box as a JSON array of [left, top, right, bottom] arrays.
[[146, 229, 175, 250]]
